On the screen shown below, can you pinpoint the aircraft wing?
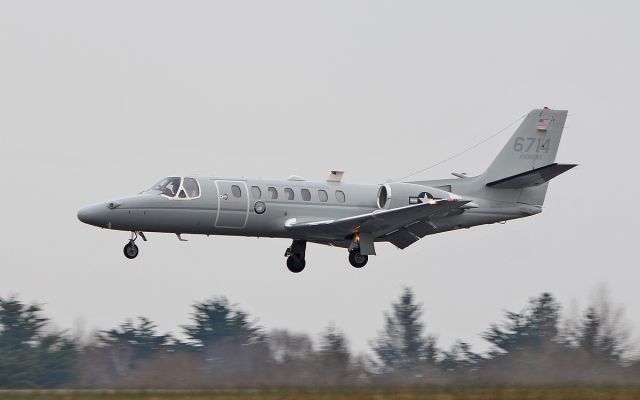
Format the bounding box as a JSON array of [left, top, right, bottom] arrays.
[[284, 199, 470, 241]]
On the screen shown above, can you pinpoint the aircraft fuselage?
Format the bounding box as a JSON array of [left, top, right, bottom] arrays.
[[78, 108, 574, 272]]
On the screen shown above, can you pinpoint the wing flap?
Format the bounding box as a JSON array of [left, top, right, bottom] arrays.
[[384, 228, 422, 249], [285, 199, 470, 240]]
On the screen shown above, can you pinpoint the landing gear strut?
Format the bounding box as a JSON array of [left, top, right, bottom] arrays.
[[123, 231, 140, 259], [285, 240, 306, 273], [348, 248, 368, 268]]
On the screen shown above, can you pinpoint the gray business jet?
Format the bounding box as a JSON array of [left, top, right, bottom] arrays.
[[78, 108, 575, 273]]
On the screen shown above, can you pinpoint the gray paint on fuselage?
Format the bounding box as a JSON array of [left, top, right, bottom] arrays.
[[77, 109, 573, 253], [87, 175, 530, 244], [88, 177, 384, 239]]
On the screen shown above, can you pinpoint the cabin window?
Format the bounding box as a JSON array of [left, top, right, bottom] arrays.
[[231, 185, 242, 198], [335, 190, 345, 203], [284, 188, 294, 200], [183, 178, 200, 198], [301, 188, 311, 201], [268, 187, 278, 199], [251, 186, 262, 199], [318, 189, 328, 202]]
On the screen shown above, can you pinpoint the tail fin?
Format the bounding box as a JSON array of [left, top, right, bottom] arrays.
[[481, 108, 572, 205], [483, 108, 568, 182]]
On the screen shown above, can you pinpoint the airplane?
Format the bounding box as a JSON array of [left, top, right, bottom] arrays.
[[78, 108, 576, 273]]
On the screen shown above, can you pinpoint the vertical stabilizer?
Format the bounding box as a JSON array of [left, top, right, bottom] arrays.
[[483, 108, 568, 184], [409, 108, 572, 206], [480, 108, 569, 205]]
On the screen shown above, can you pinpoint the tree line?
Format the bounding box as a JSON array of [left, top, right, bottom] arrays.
[[0, 287, 638, 388]]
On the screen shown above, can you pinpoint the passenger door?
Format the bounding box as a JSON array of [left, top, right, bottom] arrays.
[[214, 180, 249, 228]]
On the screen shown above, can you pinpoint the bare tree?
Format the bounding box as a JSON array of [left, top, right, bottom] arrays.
[[581, 285, 634, 362], [268, 329, 313, 362]]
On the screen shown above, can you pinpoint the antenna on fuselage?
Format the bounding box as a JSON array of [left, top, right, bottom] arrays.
[[327, 170, 344, 182], [392, 113, 526, 182]]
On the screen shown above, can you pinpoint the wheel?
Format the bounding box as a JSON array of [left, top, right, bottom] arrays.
[[348, 249, 368, 268], [286, 256, 306, 273], [123, 242, 139, 259]]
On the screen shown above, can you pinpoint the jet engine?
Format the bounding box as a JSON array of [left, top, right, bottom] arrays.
[[377, 183, 458, 210]]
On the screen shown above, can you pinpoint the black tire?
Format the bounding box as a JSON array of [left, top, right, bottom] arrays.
[[123, 242, 139, 259], [286, 256, 305, 273], [348, 249, 368, 268]]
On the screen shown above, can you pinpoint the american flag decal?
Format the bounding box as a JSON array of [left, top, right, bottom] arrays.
[[536, 118, 551, 131]]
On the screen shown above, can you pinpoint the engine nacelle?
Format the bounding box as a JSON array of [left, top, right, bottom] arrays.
[[377, 183, 458, 209]]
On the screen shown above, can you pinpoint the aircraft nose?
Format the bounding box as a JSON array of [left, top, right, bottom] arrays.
[[77, 203, 107, 227]]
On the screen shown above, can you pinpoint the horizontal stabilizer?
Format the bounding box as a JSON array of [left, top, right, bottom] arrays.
[[486, 163, 577, 189]]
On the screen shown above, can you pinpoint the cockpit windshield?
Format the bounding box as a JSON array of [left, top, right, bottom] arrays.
[[144, 177, 201, 199]]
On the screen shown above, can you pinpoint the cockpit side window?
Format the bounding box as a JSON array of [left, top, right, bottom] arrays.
[[146, 177, 201, 200], [183, 178, 200, 198], [149, 177, 182, 197]]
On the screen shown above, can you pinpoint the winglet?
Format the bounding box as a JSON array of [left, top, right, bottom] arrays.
[[327, 170, 344, 182]]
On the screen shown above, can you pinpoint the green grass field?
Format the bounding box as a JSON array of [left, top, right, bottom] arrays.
[[1, 387, 640, 400]]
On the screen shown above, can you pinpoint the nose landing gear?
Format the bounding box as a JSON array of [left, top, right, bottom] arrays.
[[123, 241, 139, 259], [123, 231, 145, 259], [285, 240, 306, 273]]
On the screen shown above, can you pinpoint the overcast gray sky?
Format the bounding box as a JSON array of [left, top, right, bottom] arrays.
[[1, 0, 639, 354]]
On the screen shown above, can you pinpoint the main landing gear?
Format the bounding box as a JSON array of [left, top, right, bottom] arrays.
[[285, 240, 306, 273], [348, 248, 368, 268], [283, 240, 370, 273], [123, 231, 146, 259]]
